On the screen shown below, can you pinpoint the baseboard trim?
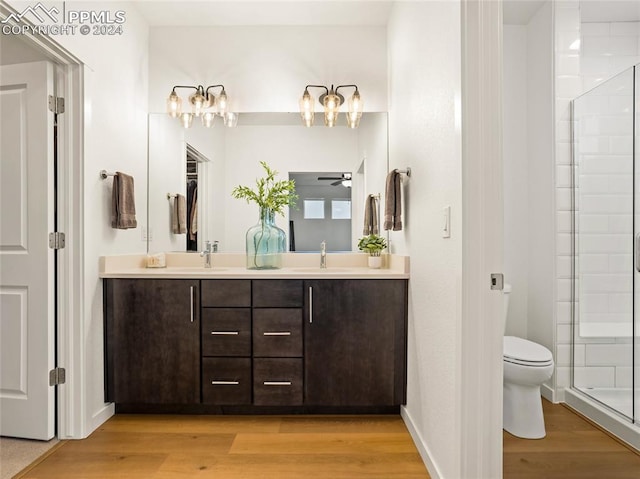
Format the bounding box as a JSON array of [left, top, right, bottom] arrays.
[[87, 403, 115, 437], [401, 406, 443, 479], [541, 383, 555, 403]]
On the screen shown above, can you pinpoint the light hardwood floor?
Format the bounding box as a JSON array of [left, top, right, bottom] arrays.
[[504, 399, 640, 479], [17, 415, 430, 479], [16, 402, 640, 479]]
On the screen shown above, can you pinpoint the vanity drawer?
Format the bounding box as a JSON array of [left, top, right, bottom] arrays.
[[202, 358, 251, 405], [253, 280, 303, 308], [201, 280, 251, 307], [253, 358, 303, 406], [202, 309, 251, 357], [253, 309, 302, 358]]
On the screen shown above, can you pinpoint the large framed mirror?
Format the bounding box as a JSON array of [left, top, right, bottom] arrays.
[[147, 112, 388, 253]]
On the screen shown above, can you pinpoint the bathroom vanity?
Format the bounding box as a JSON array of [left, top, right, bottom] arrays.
[[101, 253, 409, 414]]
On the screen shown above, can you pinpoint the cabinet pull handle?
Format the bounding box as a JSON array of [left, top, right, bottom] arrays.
[[190, 286, 195, 323], [263, 381, 292, 386], [263, 331, 291, 336], [309, 286, 313, 324], [211, 381, 240, 385], [211, 331, 239, 335]]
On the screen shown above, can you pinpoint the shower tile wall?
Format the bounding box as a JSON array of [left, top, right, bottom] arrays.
[[556, 11, 640, 397]]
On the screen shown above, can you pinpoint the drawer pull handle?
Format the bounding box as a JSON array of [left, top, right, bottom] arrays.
[[309, 286, 313, 324], [263, 381, 292, 386], [211, 381, 240, 385], [211, 331, 240, 335], [263, 331, 291, 336], [190, 286, 195, 323]]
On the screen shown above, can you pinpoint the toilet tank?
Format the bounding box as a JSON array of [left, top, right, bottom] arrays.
[[503, 283, 512, 334]]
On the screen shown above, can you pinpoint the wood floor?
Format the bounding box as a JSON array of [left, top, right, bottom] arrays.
[[16, 402, 640, 479], [504, 399, 640, 479], [17, 415, 430, 479]]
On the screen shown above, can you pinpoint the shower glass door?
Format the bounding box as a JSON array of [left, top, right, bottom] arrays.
[[572, 65, 635, 422]]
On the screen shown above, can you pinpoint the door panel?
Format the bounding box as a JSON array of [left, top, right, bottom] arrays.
[[0, 61, 55, 440]]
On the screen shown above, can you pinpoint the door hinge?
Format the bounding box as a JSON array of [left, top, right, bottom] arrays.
[[49, 232, 65, 249], [48, 95, 65, 114], [490, 273, 504, 291], [49, 367, 66, 386]]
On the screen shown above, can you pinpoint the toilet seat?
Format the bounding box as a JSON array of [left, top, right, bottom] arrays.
[[503, 336, 553, 367]]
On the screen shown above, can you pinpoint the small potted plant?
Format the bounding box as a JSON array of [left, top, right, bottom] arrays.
[[357, 234, 387, 269]]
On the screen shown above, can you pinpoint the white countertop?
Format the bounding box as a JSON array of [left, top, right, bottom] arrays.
[[99, 253, 410, 280]]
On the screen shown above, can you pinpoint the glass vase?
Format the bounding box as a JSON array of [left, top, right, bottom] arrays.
[[246, 208, 286, 269]]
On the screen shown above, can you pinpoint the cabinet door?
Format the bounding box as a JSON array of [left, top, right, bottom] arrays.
[[304, 280, 407, 406], [105, 279, 200, 404]]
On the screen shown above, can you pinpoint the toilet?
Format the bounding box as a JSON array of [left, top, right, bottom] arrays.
[[502, 284, 554, 439]]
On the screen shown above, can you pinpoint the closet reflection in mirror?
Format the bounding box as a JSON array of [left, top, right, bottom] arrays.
[[147, 112, 389, 253]]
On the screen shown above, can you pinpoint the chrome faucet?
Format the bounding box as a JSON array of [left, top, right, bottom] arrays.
[[320, 240, 327, 269], [200, 240, 213, 268]]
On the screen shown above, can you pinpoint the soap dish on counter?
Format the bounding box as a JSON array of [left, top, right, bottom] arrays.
[[145, 253, 166, 268]]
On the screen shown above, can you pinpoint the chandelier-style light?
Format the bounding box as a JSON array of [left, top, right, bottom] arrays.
[[299, 84, 363, 128], [166, 84, 236, 128]]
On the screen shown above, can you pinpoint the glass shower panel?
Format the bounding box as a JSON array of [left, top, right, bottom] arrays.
[[572, 66, 635, 421], [636, 65, 639, 426]]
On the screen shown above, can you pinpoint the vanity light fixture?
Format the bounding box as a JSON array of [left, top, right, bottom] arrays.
[[299, 84, 363, 128], [166, 84, 236, 128]]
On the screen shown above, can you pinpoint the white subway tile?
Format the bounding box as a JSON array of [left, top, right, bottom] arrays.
[[578, 136, 609, 154], [556, 188, 573, 211], [556, 165, 572, 187], [558, 32, 582, 52], [557, 233, 572, 255], [557, 322, 572, 343], [580, 157, 630, 174], [608, 292, 632, 313], [557, 301, 573, 325], [615, 367, 633, 388], [609, 56, 640, 74], [609, 36, 638, 56], [580, 56, 610, 76], [585, 343, 632, 366], [557, 256, 572, 278], [556, 344, 572, 366], [580, 195, 632, 214], [574, 366, 616, 388], [556, 141, 573, 164], [579, 254, 608, 272], [557, 75, 583, 97], [610, 22, 640, 36], [558, 53, 581, 76], [580, 273, 632, 293], [557, 280, 573, 303], [607, 214, 633, 233], [557, 211, 573, 233], [609, 136, 633, 155], [578, 175, 608, 194], [581, 293, 608, 313], [581, 23, 610, 37], [557, 119, 572, 141], [609, 95, 634, 115], [581, 36, 611, 56], [555, 7, 580, 32]]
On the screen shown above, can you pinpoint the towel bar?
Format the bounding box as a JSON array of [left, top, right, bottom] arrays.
[[99, 170, 115, 179], [167, 193, 178, 199], [397, 167, 411, 177]]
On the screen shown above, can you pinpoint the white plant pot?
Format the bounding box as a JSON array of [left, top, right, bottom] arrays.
[[368, 255, 382, 269]]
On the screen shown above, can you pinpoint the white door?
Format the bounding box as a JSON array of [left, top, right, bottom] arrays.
[[0, 61, 55, 440]]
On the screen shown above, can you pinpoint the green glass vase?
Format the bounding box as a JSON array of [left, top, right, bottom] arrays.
[[246, 208, 286, 269]]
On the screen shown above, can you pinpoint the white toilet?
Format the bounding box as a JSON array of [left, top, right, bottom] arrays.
[[502, 284, 554, 439]]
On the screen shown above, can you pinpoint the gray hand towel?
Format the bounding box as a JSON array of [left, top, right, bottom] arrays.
[[383, 170, 402, 231], [111, 172, 137, 229], [172, 194, 187, 234], [363, 195, 379, 235]]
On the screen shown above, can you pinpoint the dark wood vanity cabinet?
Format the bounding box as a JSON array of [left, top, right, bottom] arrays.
[[104, 277, 407, 411], [304, 279, 408, 406], [104, 279, 200, 404]]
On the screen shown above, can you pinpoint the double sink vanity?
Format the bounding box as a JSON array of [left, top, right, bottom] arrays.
[[100, 252, 409, 413]]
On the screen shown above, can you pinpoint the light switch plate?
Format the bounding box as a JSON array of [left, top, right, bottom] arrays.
[[442, 206, 451, 238]]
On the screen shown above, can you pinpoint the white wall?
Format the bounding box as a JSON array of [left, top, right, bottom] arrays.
[[5, 0, 151, 436], [503, 25, 529, 338], [388, 2, 463, 478], [148, 26, 387, 113]]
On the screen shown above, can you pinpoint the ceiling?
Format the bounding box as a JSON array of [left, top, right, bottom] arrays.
[[133, 0, 394, 26], [502, 0, 545, 25]]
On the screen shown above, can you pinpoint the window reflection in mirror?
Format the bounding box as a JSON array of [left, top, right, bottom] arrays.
[[289, 172, 352, 252]]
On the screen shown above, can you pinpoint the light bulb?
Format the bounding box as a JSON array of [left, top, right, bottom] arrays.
[[189, 92, 206, 117], [323, 92, 341, 128], [180, 112, 193, 128], [166, 92, 182, 118], [299, 90, 315, 127], [346, 90, 363, 128], [201, 111, 216, 128], [217, 91, 229, 116]]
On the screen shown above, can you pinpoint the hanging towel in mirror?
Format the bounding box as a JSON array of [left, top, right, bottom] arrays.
[[172, 194, 187, 234], [363, 194, 379, 235], [111, 171, 137, 229], [384, 170, 402, 231]]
